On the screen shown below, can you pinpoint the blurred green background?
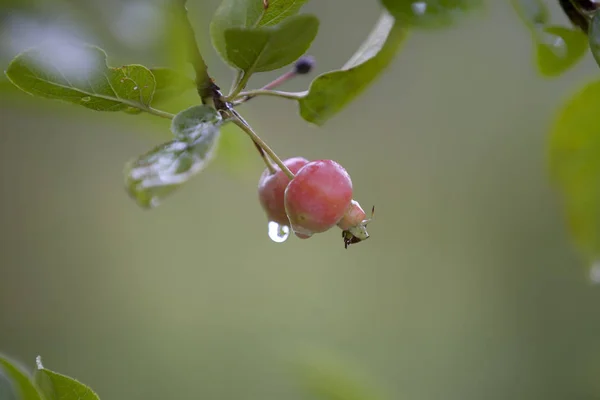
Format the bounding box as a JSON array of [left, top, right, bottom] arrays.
[[2, 1, 600, 399]]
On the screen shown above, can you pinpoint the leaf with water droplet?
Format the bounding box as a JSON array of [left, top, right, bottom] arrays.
[[5, 43, 157, 113], [510, 0, 549, 30], [549, 80, 600, 265], [298, 11, 406, 125], [380, 0, 484, 28], [34, 357, 99, 400], [0, 355, 43, 400], [536, 26, 587, 77], [210, 0, 310, 66], [125, 105, 222, 208]]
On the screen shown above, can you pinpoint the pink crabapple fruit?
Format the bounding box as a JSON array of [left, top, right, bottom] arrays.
[[284, 159, 353, 237], [258, 157, 309, 226]]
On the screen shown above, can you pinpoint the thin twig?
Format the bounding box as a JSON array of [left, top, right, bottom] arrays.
[[229, 110, 294, 179]]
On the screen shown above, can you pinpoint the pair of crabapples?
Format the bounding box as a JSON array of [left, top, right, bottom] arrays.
[[258, 157, 371, 247]]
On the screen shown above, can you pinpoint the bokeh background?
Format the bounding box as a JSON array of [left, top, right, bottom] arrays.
[[2, 1, 600, 399]]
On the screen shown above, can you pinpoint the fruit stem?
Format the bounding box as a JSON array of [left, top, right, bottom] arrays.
[[227, 71, 252, 101], [232, 89, 307, 104], [229, 110, 295, 179]]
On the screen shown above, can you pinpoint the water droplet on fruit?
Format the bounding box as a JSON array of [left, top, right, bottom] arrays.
[[81, 96, 91, 102], [268, 221, 290, 243]]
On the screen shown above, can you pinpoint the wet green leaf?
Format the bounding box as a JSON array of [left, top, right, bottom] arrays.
[[222, 15, 319, 73], [0, 356, 42, 400], [589, 11, 600, 68], [510, 0, 549, 30], [34, 357, 99, 400], [298, 11, 406, 125], [5, 43, 157, 113], [210, 0, 309, 63], [125, 105, 222, 208], [549, 80, 600, 263], [536, 26, 587, 77], [380, 0, 484, 28]]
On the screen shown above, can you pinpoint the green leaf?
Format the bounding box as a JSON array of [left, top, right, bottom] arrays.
[[291, 352, 383, 400], [125, 105, 222, 208], [150, 68, 195, 104], [549, 80, 600, 263], [125, 68, 194, 114], [510, 0, 549, 30], [34, 357, 100, 400], [0, 356, 42, 400], [298, 11, 406, 125], [210, 0, 310, 63], [589, 11, 600, 68], [223, 14, 319, 73], [380, 0, 484, 28], [535, 26, 588, 77], [5, 43, 157, 113]]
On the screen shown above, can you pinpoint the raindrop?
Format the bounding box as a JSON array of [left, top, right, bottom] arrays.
[[133, 86, 139, 90], [412, 1, 427, 16], [590, 261, 600, 284], [268, 221, 290, 243], [81, 96, 91, 102]]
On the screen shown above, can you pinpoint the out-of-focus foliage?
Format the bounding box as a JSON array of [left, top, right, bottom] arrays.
[[380, 0, 484, 28], [549, 80, 600, 265], [0, 356, 99, 400], [535, 26, 588, 77], [0, 356, 41, 400], [511, 0, 588, 77]]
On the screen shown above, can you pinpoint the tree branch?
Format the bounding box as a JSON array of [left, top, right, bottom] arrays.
[[175, 0, 226, 108]]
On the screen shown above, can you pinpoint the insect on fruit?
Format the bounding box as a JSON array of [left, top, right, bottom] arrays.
[[342, 205, 375, 249]]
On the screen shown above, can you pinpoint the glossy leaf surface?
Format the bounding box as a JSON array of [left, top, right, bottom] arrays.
[[298, 12, 405, 125], [210, 0, 309, 63], [5, 44, 157, 113], [125, 105, 222, 208]]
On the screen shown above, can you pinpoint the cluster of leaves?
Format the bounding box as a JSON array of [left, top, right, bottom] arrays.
[[512, 0, 600, 269], [3, 0, 483, 210]]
